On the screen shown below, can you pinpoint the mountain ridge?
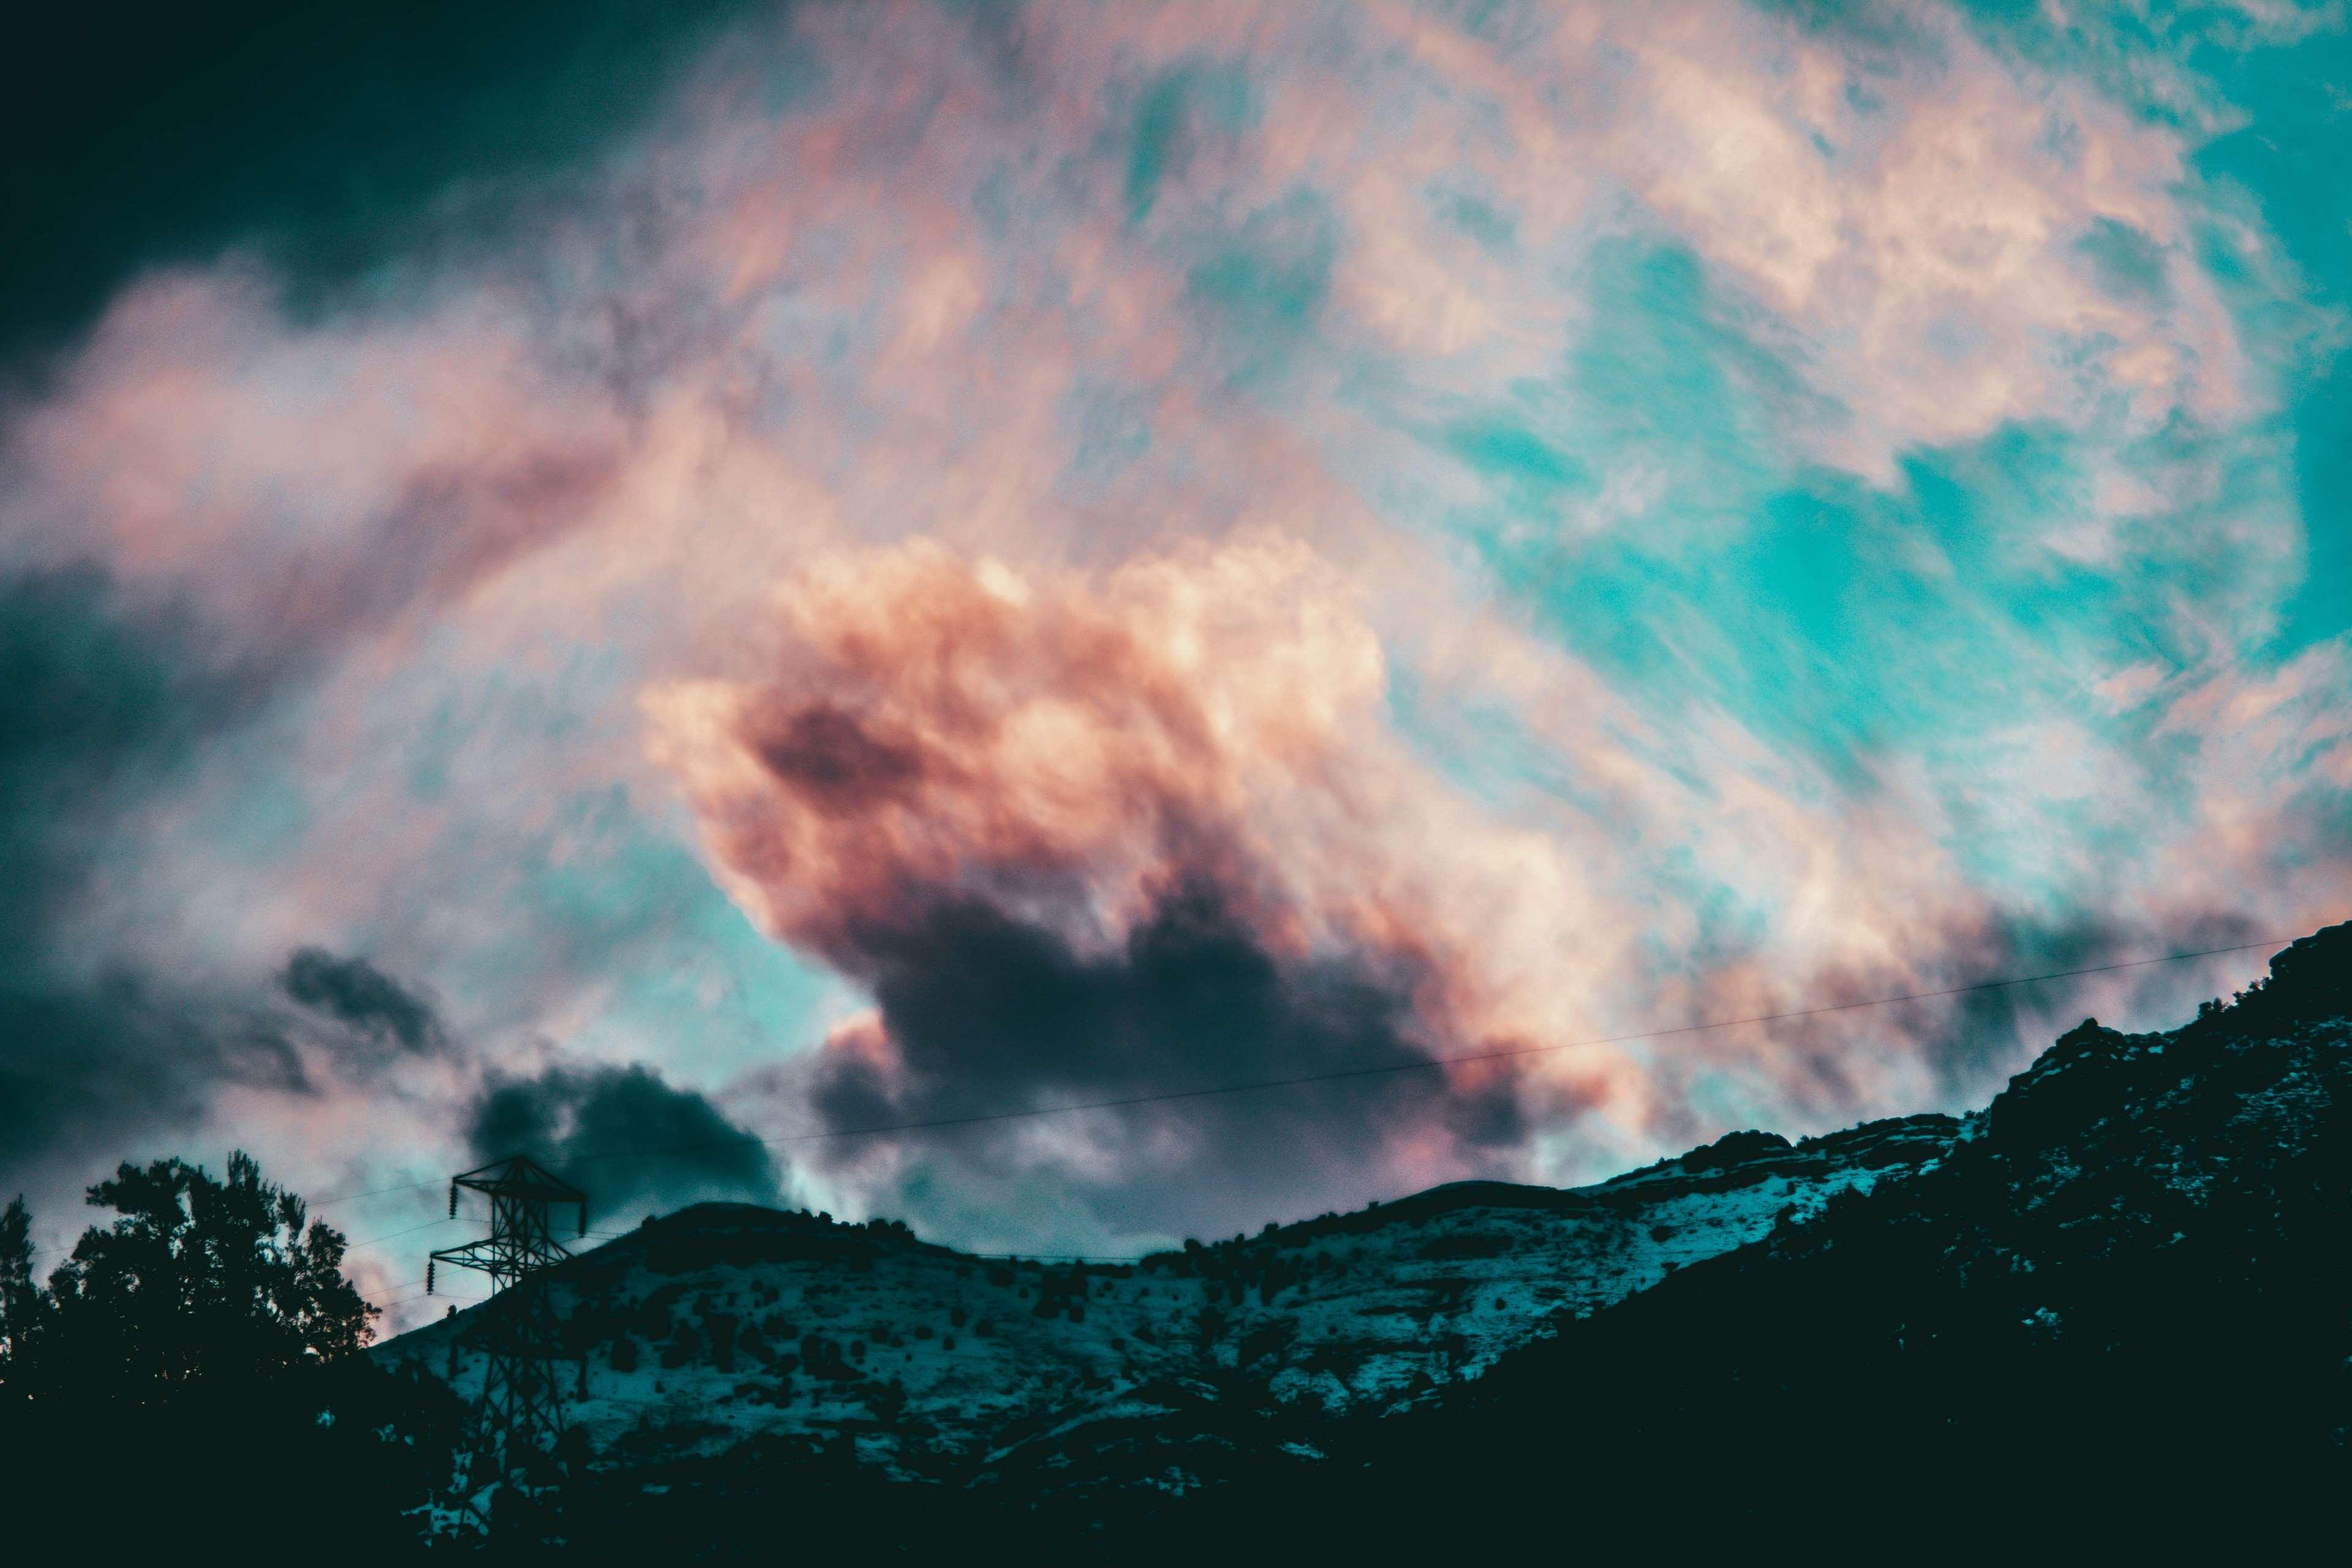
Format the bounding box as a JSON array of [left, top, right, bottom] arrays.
[[377, 1095, 1955, 1480], [1317, 917, 2352, 1553], [373, 920, 2351, 1549]]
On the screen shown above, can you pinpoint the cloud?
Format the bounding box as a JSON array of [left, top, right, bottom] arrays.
[[801, 882, 1527, 1244], [0, 0, 764, 363], [0, 273, 633, 672], [0, 564, 465, 1193], [0, 982, 307, 1180], [1, 0, 2343, 1258], [281, 948, 446, 1056], [644, 521, 2344, 1240], [645, 533, 1605, 1240], [0, 564, 255, 947], [467, 1061, 788, 1219], [0, 563, 292, 1173]]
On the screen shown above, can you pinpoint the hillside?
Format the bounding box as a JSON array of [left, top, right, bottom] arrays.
[[375, 1110, 1951, 1500], [1308, 918, 2352, 1551], [372, 921, 2351, 1550]]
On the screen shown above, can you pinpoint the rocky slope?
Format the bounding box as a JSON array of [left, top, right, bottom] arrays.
[[372, 920, 2350, 1550], [374, 1109, 1952, 1491], [1315, 918, 2352, 1552]]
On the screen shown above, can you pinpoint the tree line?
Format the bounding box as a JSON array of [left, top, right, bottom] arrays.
[[2, 1152, 459, 1558]]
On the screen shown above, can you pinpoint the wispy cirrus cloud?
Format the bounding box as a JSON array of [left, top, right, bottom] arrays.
[[0, 2, 2345, 1281]]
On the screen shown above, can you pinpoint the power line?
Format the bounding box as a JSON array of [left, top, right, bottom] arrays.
[[364, 1278, 475, 1316], [312, 1178, 447, 1210], [372, 1276, 490, 1310], [381, 1287, 486, 1310], [331, 930, 2301, 1246], [351, 1216, 461, 1248]]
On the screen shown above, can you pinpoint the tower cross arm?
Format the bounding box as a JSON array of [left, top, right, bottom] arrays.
[[451, 1155, 587, 1207], [429, 1238, 526, 1276]]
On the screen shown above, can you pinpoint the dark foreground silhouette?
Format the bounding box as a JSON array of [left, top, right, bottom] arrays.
[[5, 922, 2345, 1558], [0, 1153, 464, 1555]]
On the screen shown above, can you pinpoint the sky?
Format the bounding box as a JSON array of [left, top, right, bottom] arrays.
[[2, 0, 2347, 1329]]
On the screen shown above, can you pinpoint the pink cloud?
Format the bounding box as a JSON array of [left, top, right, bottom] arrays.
[[0, 0, 2335, 1243]]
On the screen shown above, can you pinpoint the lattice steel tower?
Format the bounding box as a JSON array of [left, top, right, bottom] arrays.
[[429, 1156, 588, 1530]]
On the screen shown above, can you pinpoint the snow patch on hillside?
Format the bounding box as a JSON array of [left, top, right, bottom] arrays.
[[375, 1113, 1956, 1483]]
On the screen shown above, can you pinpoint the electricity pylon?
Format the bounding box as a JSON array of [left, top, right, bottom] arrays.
[[428, 1156, 588, 1532]]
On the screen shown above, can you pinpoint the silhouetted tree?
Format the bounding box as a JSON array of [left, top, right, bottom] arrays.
[[0, 1195, 44, 1395], [33, 1150, 374, 1400], [0, 1153, 454, 1558]]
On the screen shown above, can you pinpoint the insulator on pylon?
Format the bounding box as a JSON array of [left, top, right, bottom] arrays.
[[426, 1261, 435, 1295], [579, 1204, 588, 1240], [448, 1183, 458, 1217]]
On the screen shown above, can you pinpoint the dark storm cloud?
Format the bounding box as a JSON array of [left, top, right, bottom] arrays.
[[0, 982, 309, 1177], [1628, 900, 2285, 1164], [1, 562, 238, 1152], [1819, 905, 2269, 1103], [467, 1062, 787, 1219], [650, 541, 1555, 1246], [0, 0, 767, 366], [0, 564, 289, 1172], [1909, 913, 2191, 1096], [806, 882, 1530, 1243], [281, 948, 444, 1056], [0, 564, 256, 949]]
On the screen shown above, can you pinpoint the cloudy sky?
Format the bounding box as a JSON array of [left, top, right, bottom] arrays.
[[3, 0, 2346, 1327]]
